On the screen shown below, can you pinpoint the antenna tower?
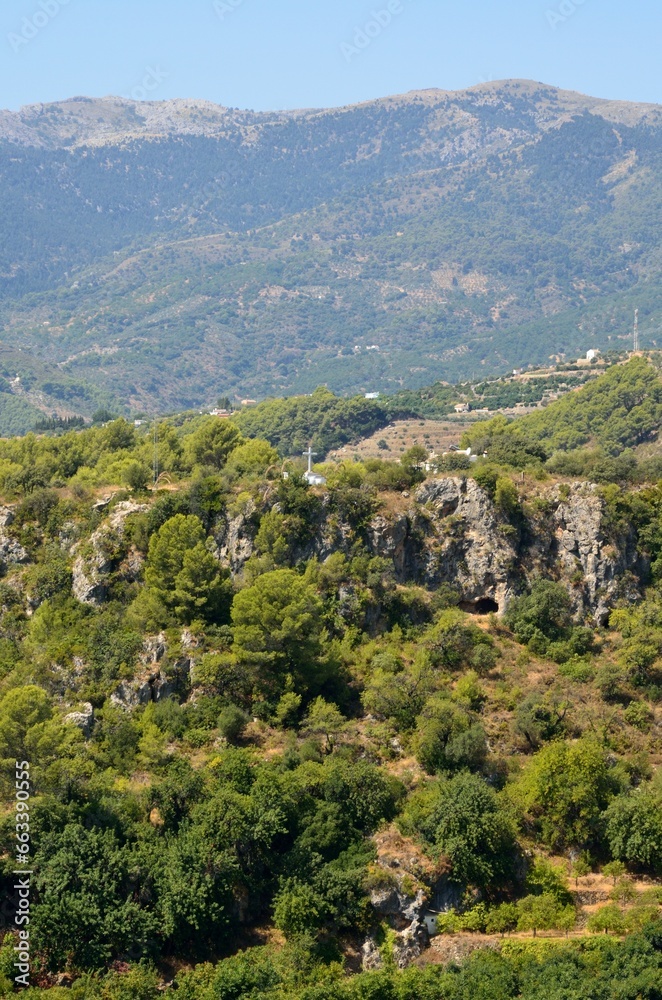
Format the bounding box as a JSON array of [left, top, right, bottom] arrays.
[[153, 418, 159, 486]]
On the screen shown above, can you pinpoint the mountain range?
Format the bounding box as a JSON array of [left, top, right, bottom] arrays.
[[0, 79, 661, 425]]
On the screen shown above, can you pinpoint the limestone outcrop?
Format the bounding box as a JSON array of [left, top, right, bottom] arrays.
[[73, 501, 148, 605], [72, 478, 646, 624], [110, 632, 193, 708], [0, 507, 29, 566]]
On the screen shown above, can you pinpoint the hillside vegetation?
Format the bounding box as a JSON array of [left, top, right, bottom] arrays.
[[0, 365, 660, 995], [1, 82, 662, 411], [232, 387, 413, 457], [462, 357, 662, 481]]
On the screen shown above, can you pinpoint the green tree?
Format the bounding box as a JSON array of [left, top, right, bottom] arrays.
[[515, 737, 619, 849], [224, 439, 279, 481], [31, 826, 158, 971], [605, 787, 662, 875], [231, 569, 324, 693], [504, 580, 573, 646], [587, 904, 626, 936], [516, 894, 572, 937], [173, 543, 229, 623], [303, 698, 347, 753], [120, 458, 151, 492], [273, 880, 323, 938], [218, 705, 250, 744], [425, 609, 492, 671], [404, 772, 516, 891], [361, 655, 435, 730], [0, 685, 53, 787], [414, 699, 486, 775], [485, 902, 519, 936], [142, 514, 230, 624], [185, 419, 244, 470], [525, 857, 571, 903], [494, 477, 520, 518]]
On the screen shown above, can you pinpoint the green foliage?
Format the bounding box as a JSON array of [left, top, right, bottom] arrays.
[[462, 417, 548, 469], [587, 904, 627, 935], [414, 699, 487, 775], [224, 439, 279, 481], [401, 772, 516, 890], [504, 580, 574, 645], [0, 685, 52, 785], [610, 598, 662, 685], [514, 737, 621, 849], [605, 785, 662, 875], [218, 705, 250, 744], [503, 580, 594, 663], [425, 609, 495, 671], [516, 894, 576, 936], [184, 419, 244, 470], [525, 857, 572, 903], [231, 569, 325, 695], [233, 388, 412, 458], [520, 357, 662, 455], [140, 514, 230, 625], [514, 691, 569, 750]]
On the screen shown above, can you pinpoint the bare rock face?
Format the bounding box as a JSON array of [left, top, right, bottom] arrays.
[[0, 507, 29, 565], [413, 478, 519, 611], [403, 478, 645, 620], [111, 632, 192, 709], [215, 505, 256, 574], [64, 702, 95, 737], [73, 501, 148, 605], [360, 936, 383, 972], [205, 477, 644, 624], [547, 483, 642, 624], [369, 887, 430, 969], [360, 825, 442, 970]]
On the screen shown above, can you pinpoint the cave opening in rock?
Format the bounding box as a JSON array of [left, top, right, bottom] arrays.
[[460, 598, 499, 615]]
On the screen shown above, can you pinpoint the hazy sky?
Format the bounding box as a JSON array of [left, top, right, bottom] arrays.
[[1, 0, 660, 111]]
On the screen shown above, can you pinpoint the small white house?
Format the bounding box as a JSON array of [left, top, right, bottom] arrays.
[[454, 403, 470, 414], [365, 392, 380, 400], [586, 349, 600, 362], [304, 472, 327, 486]]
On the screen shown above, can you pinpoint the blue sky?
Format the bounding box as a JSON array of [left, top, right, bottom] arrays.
[[0, 0, 660, 111]]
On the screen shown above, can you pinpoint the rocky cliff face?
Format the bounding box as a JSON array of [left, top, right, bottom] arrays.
[[206, 477, 646, 623], [72, 501, 148, 605], [65, 477, 646, 626], [407, 478, 645, 622]]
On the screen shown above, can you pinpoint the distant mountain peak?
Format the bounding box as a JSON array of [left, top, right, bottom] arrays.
[[2, 81, 660, 150]]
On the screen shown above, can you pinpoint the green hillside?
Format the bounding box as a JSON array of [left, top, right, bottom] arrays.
[[1, 82, 662, 411], [519, 357, 662, 453], [0, 409, 660, 995]]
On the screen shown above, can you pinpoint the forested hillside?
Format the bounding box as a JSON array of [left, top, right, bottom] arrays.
[[0, 363, 660, 995], [1, 81, 662, 413]]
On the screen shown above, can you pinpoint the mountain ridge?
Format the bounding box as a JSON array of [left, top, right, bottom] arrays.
[[3, 80, 662, 150], [0, 80, 661, 417]]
